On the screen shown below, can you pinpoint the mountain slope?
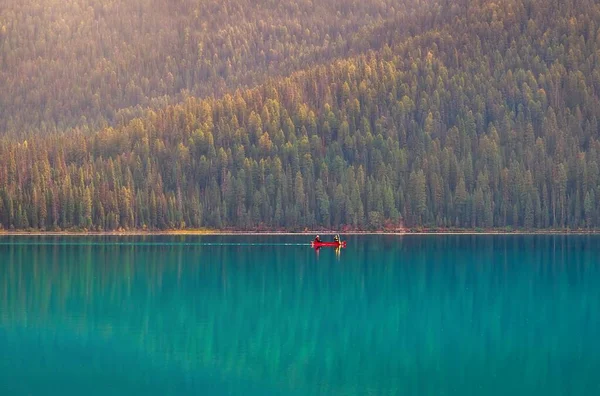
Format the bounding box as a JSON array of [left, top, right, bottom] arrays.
[[2, 0, 600, 231], [0, 0, 433, 137]]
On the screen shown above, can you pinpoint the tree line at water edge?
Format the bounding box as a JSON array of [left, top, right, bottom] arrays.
[[2, 0, 600, 230]]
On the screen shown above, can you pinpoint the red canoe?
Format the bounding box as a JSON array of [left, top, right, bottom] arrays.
[[311, 240, 346, 248]]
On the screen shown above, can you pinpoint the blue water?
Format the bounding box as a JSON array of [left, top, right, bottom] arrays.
[[0, 235, 599, 395]]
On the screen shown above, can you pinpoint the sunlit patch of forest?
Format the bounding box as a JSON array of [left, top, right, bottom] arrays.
[[0, 0, 420, 137]]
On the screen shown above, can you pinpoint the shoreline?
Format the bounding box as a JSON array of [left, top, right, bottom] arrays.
[[2, 229, 600, 236]]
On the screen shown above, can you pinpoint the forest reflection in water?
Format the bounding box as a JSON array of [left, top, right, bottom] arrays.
[[0, 235, 599, 395]]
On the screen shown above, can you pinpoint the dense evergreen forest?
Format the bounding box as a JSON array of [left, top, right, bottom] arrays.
[[0, 0, 424, 137], [2, 0, 600, 231]]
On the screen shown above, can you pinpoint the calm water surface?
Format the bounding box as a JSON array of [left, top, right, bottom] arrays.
[[0, 235, 599, 395]]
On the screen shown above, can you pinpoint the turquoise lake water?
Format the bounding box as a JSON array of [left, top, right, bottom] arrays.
[[0, 235, 599, 395]]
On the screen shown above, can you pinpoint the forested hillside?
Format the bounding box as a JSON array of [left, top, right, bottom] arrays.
[[0, 0, 430, 137], [2, 0, 600, 231]]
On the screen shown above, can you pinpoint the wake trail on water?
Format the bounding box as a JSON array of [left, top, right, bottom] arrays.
[[0, 242, 313, 247]]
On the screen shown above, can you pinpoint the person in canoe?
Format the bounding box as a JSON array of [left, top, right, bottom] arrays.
[[314, 235, 321, 243], [333, 234, 340, 243]]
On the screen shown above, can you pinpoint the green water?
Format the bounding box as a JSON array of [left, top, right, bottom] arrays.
[[0, 235, 599, 395]]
